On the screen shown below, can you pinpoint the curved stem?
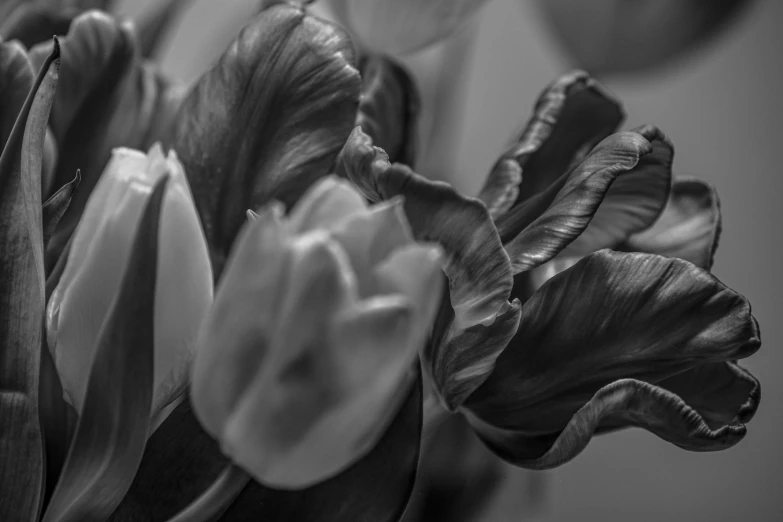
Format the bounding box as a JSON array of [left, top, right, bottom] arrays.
[[165, 464, 250, 522]]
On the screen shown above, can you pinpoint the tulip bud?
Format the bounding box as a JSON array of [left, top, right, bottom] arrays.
[[329, 0, 489, 55], [46, 144, 213, 420], [192, 176, 443, 488]]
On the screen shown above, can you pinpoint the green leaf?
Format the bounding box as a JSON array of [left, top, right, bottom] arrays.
[[478, 70, 623, 215], [0, 38, 59, 522], [463, 250, 760, 469], [166, 4, 361, 276], [356, 55, 420, 166], [41, 175, 168, 522], [110, 369, 423, 522]]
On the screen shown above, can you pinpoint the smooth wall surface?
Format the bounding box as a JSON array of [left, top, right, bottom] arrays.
[[117, 0, 782, 520]]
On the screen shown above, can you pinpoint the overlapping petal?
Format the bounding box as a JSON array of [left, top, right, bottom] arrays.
[[0, 39, 34, 149], [356, 55, 420, 165], [463, 250, 760, 468], [478, 70, 623, 215], [168, 4, 361, 276]]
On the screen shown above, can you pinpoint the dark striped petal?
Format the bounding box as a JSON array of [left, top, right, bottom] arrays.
[[478, 70, 622, 215], [622, 177, 721, 270], [356, 55, 420, 166], [168, 4, 361, 277], [463, 250, 760, 468]]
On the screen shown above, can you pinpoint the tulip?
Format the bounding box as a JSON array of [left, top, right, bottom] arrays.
[[341, 68, 761, 471], [329, 0, 490, 55], [46, 144, 213, 420], [533, 0, 754, 75], [191, 176, 443, 488]]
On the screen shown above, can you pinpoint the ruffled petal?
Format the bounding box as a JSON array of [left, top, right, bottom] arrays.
[[621, 177, 721, 270], [341, 127, 513, 333], [463, 250, 760, 461], [468, 376, 754, 470], [499, 131, 652, 273], [478, 70, 623, 215]]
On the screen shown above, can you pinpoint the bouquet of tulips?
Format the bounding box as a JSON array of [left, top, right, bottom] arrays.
[[0, 1, 761, 521]]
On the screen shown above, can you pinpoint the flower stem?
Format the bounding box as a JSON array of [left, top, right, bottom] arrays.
[[164, 464, 250, 522]]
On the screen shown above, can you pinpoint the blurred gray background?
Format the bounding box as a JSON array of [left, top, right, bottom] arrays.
[[117, 0, 782, 520]]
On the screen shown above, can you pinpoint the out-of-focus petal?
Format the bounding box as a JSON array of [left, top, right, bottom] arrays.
[[463, 250, 760, 467], [500, 131, 652, 273], [331, 0, 490, 55], [329, 198, 414, 297], [168, 4, 361, 275], [356, 55, 420, 166], [478, 70, 623, 215], [0, 4, 74, 50], [622, 177, 721, 270], [534, 0, 754, 75], [287, 176, 367, 234]]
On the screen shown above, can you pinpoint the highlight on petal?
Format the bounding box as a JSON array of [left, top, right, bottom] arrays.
[[463, 250, 760, 468], [288, 176, 367, 234], [47, 145, 212, 418], [622, 177, 721, 270], [478, 70, 623, 215], [356, 55, 420, 166], [0, 4, 74, 50], [499, 131, 653, 273], [168, 4, 361, 275]]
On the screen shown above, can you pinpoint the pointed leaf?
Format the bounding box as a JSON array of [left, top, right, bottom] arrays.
[[356, 55, 420, 166], [41, 175, 167, 522], [0, 39, 59, 522], [32, 11, 184, 272], [111, 370, 423, 522], [167, 4, 361, 276], [463, 250, 760, 468], [622, 177, 721, 270], [42, 169, 80, 249], [478, 70, 623, 214]]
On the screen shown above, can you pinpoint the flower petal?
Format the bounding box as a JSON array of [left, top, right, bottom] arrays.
[[167, 5, 360, 276], [535, 0, 754, 74], [463, 250, 760, 462], [287, 177, 367, 234], [0, 4, 74, 50], [429, 299, 522, 411], [329, 198, 414, 297], [340, 126, 513, 332], [621, 177, 721, 270], [478, 70, 623, 215], [559, 124, 673, 256], [356, 55, 420, 166], [33, 11, 184, 271], [468, 377, 752, 470], [500, 131, 652, 273]]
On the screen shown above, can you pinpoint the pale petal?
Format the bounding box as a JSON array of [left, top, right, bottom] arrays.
[[287, 176, 367, 234]]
